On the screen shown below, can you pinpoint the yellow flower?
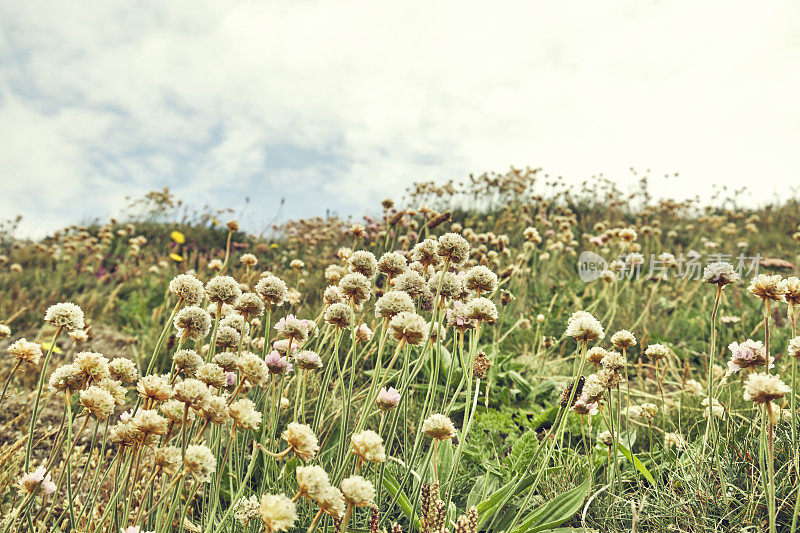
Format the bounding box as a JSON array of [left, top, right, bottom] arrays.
[[40, 341, 63, 355], [212, 218, 219, 226], [170, 253, 184, 262], [270, 243, 279, 249], [170, 231, 186, 244]]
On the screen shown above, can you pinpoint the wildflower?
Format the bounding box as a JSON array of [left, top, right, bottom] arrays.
[[274, 314, 309, 342], [132, 409, 169, 437], [788, 337, 800, 359], [664, 432, 686, 449], [0, 324, 10, 338], [229, 398, 261, 431], [429, 271, 464, 300], [348, 250, 379, 279], [137, 374, 173, 403], [73, 351, 110, 382], [7, 338, 42, 365], [153, 446, 182, 474], [295, 465, 331, 501], [727, 339, 773, 374], [169, 274, 204, 305], [571, 397, 599, 415], [233, 495, 261, 526], [197, 363, 226, 388], [465, 297, 498, 324], [238, 352, 269, 385], [48, 364, 82, 393], [339, 272, 372, 305], [464, 266, 498, 294], [325, 265, 346, 284], [586, 346, 607, 365], [610, 330, 636, 349], [684, 379, 704, 395], [295, 350, 323, 370], [174, 306, 212, 341], [636, 403, 658, 423], [79, 386, 115, 419], [701, 262, 739, 286], [389, 312, 428, 346], [174, 378, 211, 410], [447, 301, 475, 332], [97, 378, 127, 405], [411, 239, 442, 268], [200, 395, 230, 425], [259, 493, 298, 532], [109, 358, 138, 383], [317, 486, 346, 518], [355, 323, 373, 343], [208, 259, 223, 271], [290, 259, 304, 270], [376, 387, 401, 411], [437, 233, 470, 265], [601, 351, 627, 372], [422, 413, 457, 440], [45, 302, 85, 331], [174, 349, 204, 375], [341, 475, 376, 507], [747, 274, 787, 302], [743, 372, 790, 404], [206, 275, 242, 306], [17, 466, 56, 495], [565, 311, 604, 342], [214, 326, 239, 351], [524, 227, 542, 243], [324, 302, 352, 329], [703, 398, 724, 419], [351, 430, 386, 463], [183, 444, 217, 482], [255, 275, 288, 306], [375, 291, 415, 319], [240, 253, 258, 267], [377, 251, 407, 279], [68, 329, 88, 342], [265, 351, 292, 376], [785, 277, 800, 306], [272, 339, 299, 356], [598, 431, 614, 446], [323, 286, 343, 305], [394, 270, 427, 298], [160, 400, 196, 425], [282, 422, 320, 461], [235, 293, 265, 318], [645, 344, 669, 361]]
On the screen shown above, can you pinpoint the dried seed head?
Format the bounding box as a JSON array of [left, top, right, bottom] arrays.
[[341, 475, 376, 507], [80, 385, 115, 419], [7, 338, 42, 365], [375, 291, 415, 319], [108, 358, 138, 383], [282, 422, 320, 462], [324, 303, 352, 329], [472, 352, 492, 379], [206, 275, 242, 306], [255, 275, 288, 306], [351, 430, 386, 463], [389, 312, 428, 346], [174, 306, 212, 341], [422, 413, 457, 440], [183, 444, 217, 482]]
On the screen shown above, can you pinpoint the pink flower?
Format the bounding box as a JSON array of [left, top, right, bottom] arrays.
[[265, 350, 292, 375], [18, 466, 56, 495], [119, 409, 134, 422], [376, 387, 402, 411], [225, 372, 237, 387], [727, 339, 773, 374]]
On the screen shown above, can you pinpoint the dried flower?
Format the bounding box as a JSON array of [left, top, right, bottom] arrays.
[[174, 306, 212, 341], [747, 274, 787, 302], [743, 372, 790, 404], [341, 475, 376, 507], [7, 338, 42, 365], [256, 275, 288, 306], [389, 312, 428, 346], [17, 466, 56, 495], [727, 339, 773, 374], [183, 444, 217, 482], [565, 311, 604, 342], [206, 275, 242, 306]]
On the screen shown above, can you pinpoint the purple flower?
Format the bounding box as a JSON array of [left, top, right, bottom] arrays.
[[265, 350, 293, 375]]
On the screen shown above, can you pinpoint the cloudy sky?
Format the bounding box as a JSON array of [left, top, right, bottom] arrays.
[[1, 1, 799, 237]]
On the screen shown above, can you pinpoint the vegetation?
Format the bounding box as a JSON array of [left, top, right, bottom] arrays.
[[2, 168, 800, 532]]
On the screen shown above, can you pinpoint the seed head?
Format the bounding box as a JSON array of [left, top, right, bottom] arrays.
[[169, 274, 205, 305], [422, 413, 457, 440], [44, 302, 85, 331]]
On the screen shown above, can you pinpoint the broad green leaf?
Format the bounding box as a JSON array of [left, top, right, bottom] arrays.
[[616, 442, 655, 485], [476, 473, 537, 527], [511, 477, 592, 533], [382, 470, 421, 529]]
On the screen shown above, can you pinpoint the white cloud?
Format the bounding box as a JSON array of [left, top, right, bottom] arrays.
[[1, 0, 799, 237]]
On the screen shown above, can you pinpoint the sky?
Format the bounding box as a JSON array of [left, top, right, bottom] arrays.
[[1, 1, 799, 238]]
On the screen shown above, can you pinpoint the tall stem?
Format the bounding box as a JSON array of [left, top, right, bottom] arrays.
[[25, 326, 63, 471]]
